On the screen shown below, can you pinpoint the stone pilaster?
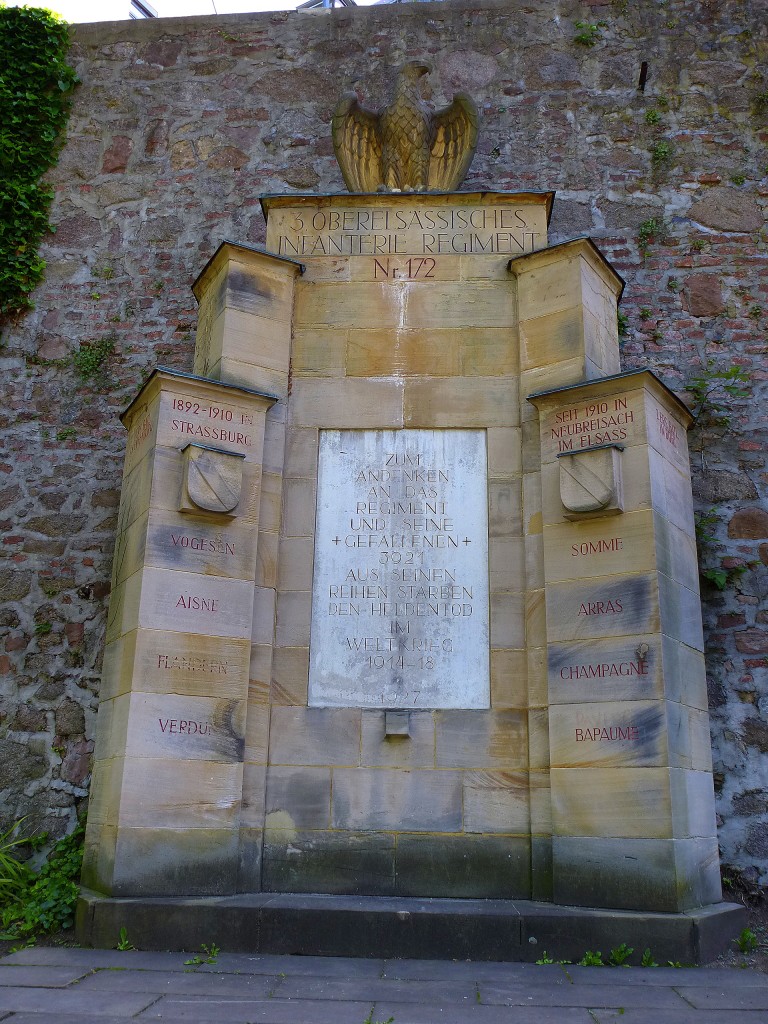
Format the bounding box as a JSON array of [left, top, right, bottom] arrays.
[[83, 369, 275, 896], [529, 371, 721, 912]]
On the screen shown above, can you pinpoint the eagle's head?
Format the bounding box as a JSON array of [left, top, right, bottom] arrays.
[[399, 60, 432, 82]]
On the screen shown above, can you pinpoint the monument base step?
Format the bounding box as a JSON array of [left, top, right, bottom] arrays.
[[76, 890, 746, 965]]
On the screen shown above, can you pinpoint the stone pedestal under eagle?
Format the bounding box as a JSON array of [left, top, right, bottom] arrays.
[[332, 61, 479, 193]]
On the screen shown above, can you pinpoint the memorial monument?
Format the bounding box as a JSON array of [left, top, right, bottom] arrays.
[[77, 63, 744, 961]]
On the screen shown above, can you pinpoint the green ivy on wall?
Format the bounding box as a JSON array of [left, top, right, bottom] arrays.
[[0, 4, 78, 319]]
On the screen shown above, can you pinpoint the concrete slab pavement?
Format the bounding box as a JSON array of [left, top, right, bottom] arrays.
[[1, 945, 767, 1024]]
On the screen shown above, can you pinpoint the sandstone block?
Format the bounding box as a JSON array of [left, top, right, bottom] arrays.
[[290, 378, 404, 428], [669, 768, 717, 838], [249, 643, 272, 693], [138, 566, 255, 640], [683, 273, 725, 317], [525, 588, 546, 647], [543, 510, 656, 584], [558, 445, 623, 519], [153, 384, 268, 465], [489, 536, 525, 593], [519, 305, 585, 371], [488, 480, 523, 539], [487, 426, 523, 478], [275, 590, 312, 647], [262, 411, 286, 475], [728, 507, 768, 539], [649, 447, 695, 537], [490, 591, 525, 649], [459, 328, 518, 376], [209, 358, 289, 398], [257, 471, 282, 534], [86, 757, 123, 826], [537, 387, 645, 466], [545, 573, 659, 643], [552, 835, 717, 912], [347, 328, 460, 377], [530, 770, 552, 835], [548, 635, 662, 704], [277, 537, 315, 591], [210, 308, 292, 375], [435, 709, 527, 769], [528, 645, 548, 707], [360, 710, 435, 767], [644, 391, 691, 475], [550, 700, 666, 769], [529, 706, 550, 769], [348, 255, 460, 282], [520, 358, 591, 404], [251, 586, 276, 646], [284, 427, 320, 478], [395, 833, 531, 899], [331, 767, 462, 831], [268, 706, 361, 766], [144, 510, 258, 581], [463, 770, 530, 833], [124, 692, 246, 762], [651, 516, 700, 589], [240, 763, 267, 828], [582, 308, 621, 377], [490, 649, 528, 709], [265, 766, 331, 829], [658, 573, 705, 651], [551, 766, 681, 839], [255, 529, 278, 589], [104, 570, 143, 645], [118, 757, 243, 828], [109, 826, 241, 896], [404, 377, 519, 428], [661, 635, 708, 710], [280, 477, 317, 537], [688, 187, 764, 232], [262, 828, 395, 896], [243, 698, 270, 764], [270, 646, 309, 705], [148, 449, 264, 525]]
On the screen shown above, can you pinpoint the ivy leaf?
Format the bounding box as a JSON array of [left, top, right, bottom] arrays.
[[0, 5, 78, 318], [702, 569, 728, 590]]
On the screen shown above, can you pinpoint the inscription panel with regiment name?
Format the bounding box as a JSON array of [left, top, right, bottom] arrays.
[[271, 204, 546, 260], [309, 429, 490, 709]]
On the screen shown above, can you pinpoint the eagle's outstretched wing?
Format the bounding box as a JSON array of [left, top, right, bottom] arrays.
[[428, 92, 479, 191], [332, 93, 383, 193]]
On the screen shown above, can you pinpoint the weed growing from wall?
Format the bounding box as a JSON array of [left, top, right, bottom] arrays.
[[73, 331, 117, 381], [573, 20, 605, 46], [0, 5, 78, 319], [637, 218, 663, 257], [686, 358, 750, 428]]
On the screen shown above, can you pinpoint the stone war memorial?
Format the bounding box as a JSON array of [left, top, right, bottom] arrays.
[[73, 54, 747, 961]]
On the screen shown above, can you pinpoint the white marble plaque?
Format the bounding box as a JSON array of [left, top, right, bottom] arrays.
[[309, 430, 490, 709]]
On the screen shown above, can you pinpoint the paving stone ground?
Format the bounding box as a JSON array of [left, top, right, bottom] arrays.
[[1, 947, 767, 1024]]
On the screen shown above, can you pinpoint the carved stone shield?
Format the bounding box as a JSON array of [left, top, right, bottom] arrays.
[[180, 444, 245, 515], [558, 445, 624, 520]]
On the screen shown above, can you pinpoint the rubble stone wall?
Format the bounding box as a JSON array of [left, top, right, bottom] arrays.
[[1, 0, 767, 887]]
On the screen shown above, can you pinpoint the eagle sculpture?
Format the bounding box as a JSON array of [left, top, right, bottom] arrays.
[[332, 61, 479, 193]]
